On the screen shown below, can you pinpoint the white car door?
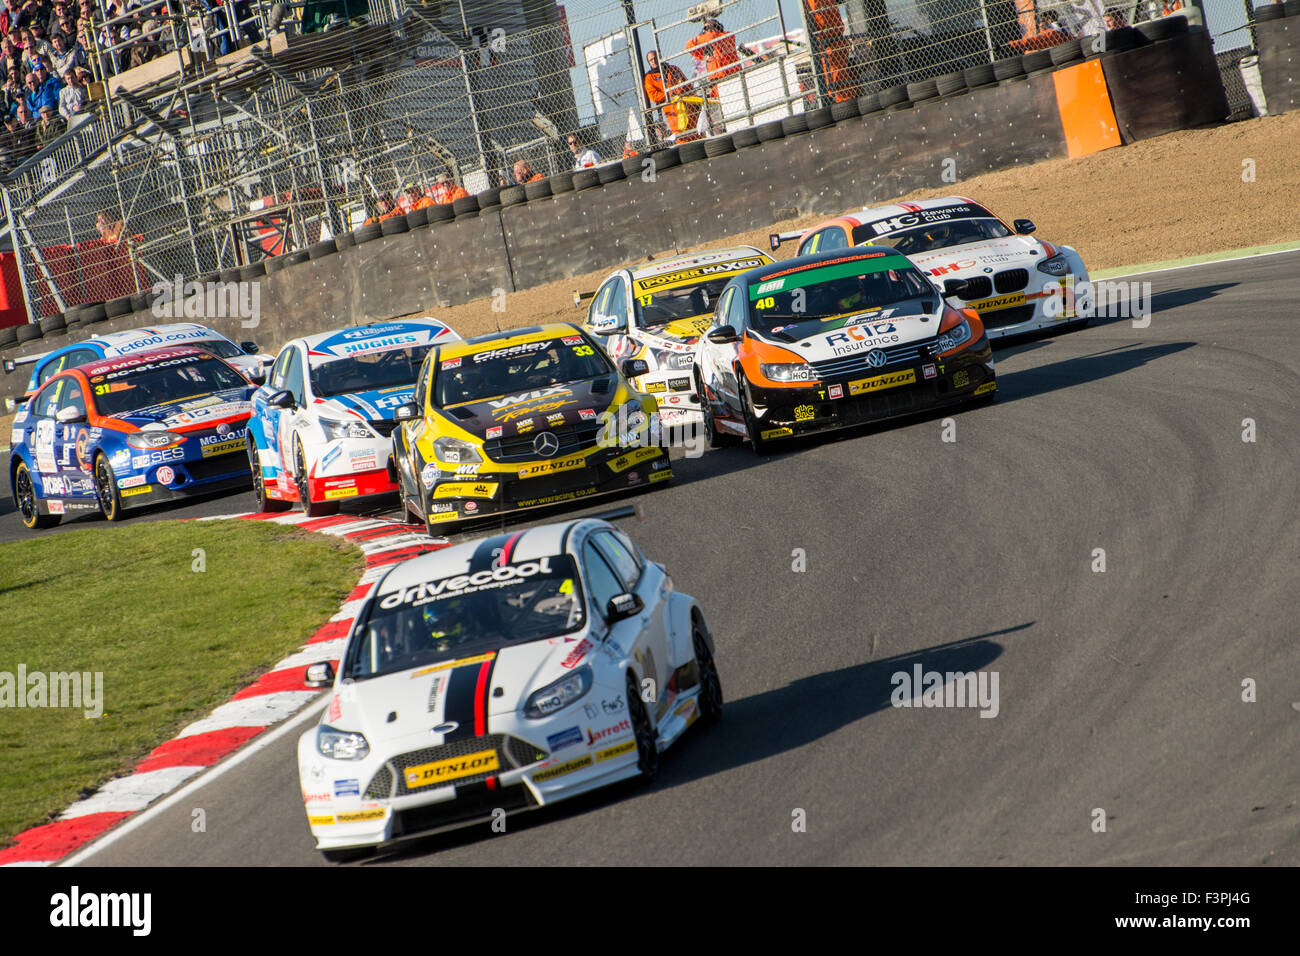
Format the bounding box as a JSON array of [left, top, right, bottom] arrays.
[[697, 285, 745, 412]]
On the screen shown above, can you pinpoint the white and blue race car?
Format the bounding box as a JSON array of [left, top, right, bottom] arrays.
[[296, 517, 722, 861], [245, 319, 459, 515]]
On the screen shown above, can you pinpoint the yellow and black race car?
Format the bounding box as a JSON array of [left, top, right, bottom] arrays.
[[391, 323, 671, 535]]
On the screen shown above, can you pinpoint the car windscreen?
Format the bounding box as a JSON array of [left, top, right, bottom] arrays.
[[856, 216, 1012, 255], [309, 345, 433, 398], [436, 337, 610, 407], [633, 276, 732, 329], [90, 355, 248, 416], [748, 257, 934, 337], [194, 338, 243, 359], [345, 554, 586, 680]]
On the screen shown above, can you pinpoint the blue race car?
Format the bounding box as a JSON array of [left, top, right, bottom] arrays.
[[9, 345, 255, 529]]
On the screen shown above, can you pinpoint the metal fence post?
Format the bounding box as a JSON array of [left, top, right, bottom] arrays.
[[2, 186, 39, 322]]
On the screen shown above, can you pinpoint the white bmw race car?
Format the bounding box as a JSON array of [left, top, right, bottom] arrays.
[[771, 196, 1091, 339], [296, 517, 722, 861], [246, 318, 459, 515]]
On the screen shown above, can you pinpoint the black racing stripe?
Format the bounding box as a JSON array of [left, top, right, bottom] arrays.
[[441, 663, 483, 742]]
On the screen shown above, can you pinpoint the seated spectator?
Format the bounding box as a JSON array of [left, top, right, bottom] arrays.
[[10, 99, 35, 157], [3, 66, 22, 113], [23, 1, 54, 31], [124, 11, 156, 67], [24, 55, 59, 110], [0, 0, 21, 37], [1009, 12, 1072, 52], [21, 25, 52, 70], [34, 100, 60, 145], [56, 62, 81, 116], [95, 207, 123, 242], [566, 132, 600, 170], [511, 159, 543, 184], [46, 0, 71, 38], [48, 30, 82, 74], [1, 34, 21, 76], [429, 172, 468, 204]]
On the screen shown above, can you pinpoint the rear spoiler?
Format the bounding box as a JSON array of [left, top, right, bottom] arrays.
[[572, 289, 598, 308], [768, 230, 804, 252]]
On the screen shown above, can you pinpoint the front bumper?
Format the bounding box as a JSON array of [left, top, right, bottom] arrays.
[[422, 444, 672, 526], [746, 337, 995, 440], [304, 438, 399, 503], [116, 444, 251, 508]]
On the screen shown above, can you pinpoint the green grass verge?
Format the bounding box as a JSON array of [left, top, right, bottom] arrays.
[[0, 519, 363, 845]]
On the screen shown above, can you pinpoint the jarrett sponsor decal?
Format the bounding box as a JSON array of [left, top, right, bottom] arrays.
[[585, 718, 631, 746], [847, 369, 916, 396]]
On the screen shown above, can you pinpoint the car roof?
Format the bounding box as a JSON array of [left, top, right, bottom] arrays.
[[372, 520, 611, 596], [92, 323, 228, 346], [436, 322, 581, 360], [300, 319, 458, 358], [836, 196, 990, 229], [627, 246, 772, 281], [739, 246, 915, 284]]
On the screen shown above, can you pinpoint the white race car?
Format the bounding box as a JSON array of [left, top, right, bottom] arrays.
[[771, 196, 1091, 339], [246, 318, 459, 515], [577, 246, 775, 429], [296, 517, 722, 861]]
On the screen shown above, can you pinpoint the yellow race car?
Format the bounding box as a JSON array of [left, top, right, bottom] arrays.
[[392, 323, 671, 535]]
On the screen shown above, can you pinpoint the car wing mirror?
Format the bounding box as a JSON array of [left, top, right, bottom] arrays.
[[605, 592, 643, 622]]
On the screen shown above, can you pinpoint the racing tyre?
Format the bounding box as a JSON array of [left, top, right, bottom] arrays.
[[906, 78, 939, 101], [353, 222, 382, 244], [265, 256, 287, 274], [295, 440, 339, 518], [396, 457, 423, 526], [39, 314, 66, 334], [805, 105, 835, 129], [678, 140, 708, 163], [740, 379, 771, 455], [426, 202, 455, 222], [16, 324, 42, 343], [1256, 2, 1285, 19], [693, 618, 722, 725], [239, 263, 266, 281], [321, 847, 371, 864], [621, 154, 646, 177], [696, 373, 735, 448], [1139, 14, 1188, 40], [857, 92, 882, 114], [572, 169, 600, 190], [0, 326, 18, 347], [627, 672, 658, 780], [755, 119, 785, 141], [476, 187, 502, 208], [335, 232, 355, 250], [380, 217, 409, 236], [549, 171, 576, 193], [524, 179, 553, 200], [1050, 38, 1084, 66], [964, 63, 997, 89], [732, 126, 760, 148], [106, 295, 133, 317], [286, 249, 311, 265], [703, 134, 735, 157], [500, 185, 527, 206], [993, 55, 1026, 80], [937, 71, 968, 97], [1286, 0, 1300, 14], [597, 163, 626, 184], [405, 208, 428, 229], [94, 453, 126, 522], [830, 98, 860, 122], [14, 461, 59, 529], [879, 84, 909, 108], [780, 113, 808, 135], [452, 195, 479, 217], [308, 239, 337, 259], [218, 267, 240, 284], [84, 303, 110, 324], [248, 437, 290, 513]]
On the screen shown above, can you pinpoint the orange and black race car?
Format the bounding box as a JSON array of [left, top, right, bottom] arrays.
[[693, 247, 995, 453]]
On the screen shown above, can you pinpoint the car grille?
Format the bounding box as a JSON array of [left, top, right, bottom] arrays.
[[994, 269, 1029, 293], [956, 276, 992, 300], [484, 421, 604, 463], [808, 340, 931, 381], [981, 305, 1036, 329], [391, 780, 536, 836], [363, 734, 546, 799], [368, 420, 399, 438], [183, 454, 249, 482]]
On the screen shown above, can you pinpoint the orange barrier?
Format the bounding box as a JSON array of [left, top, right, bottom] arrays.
[[1053, 59, 1122, 158]]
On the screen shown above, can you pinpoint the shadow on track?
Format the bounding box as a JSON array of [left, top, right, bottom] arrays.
[[362, 626, 1022, 864]]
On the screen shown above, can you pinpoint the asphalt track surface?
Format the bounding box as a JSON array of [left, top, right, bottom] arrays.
[[11, 252, 1299, 866]]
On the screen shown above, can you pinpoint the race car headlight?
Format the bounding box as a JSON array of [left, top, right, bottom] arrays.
[[126, 430, 184, 449], [316, 726, 370, 760], [933, 320, 973, 354], [523, 665, 592, 719], [433, 436, 483, 464], [759, 361, 817, 383], [1036, 254, 1070, 277], [321, 418, 373, 440]]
